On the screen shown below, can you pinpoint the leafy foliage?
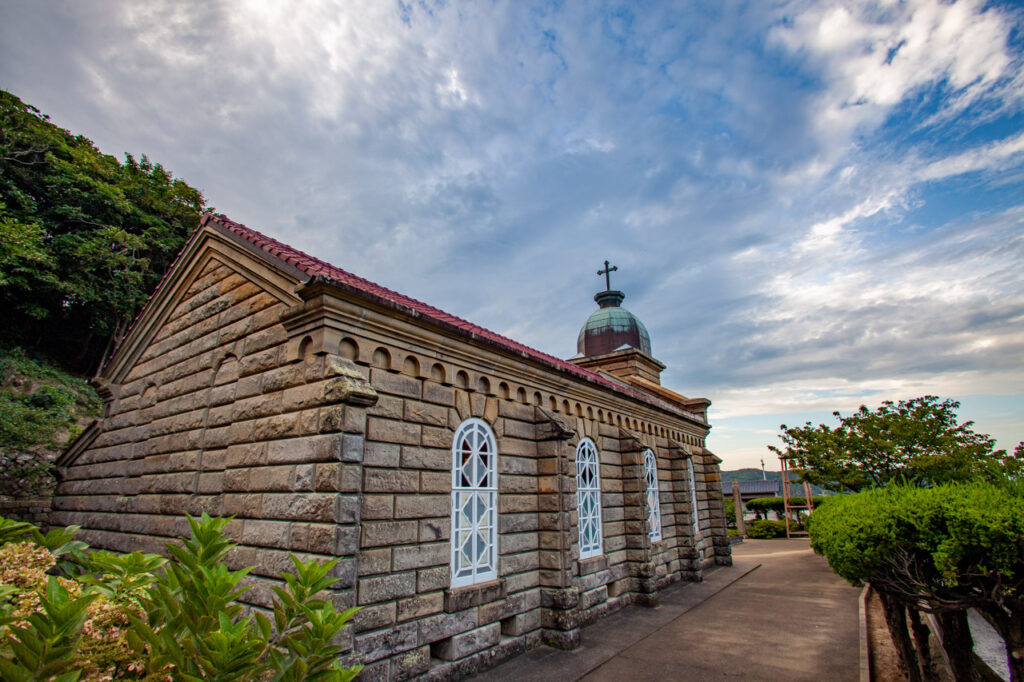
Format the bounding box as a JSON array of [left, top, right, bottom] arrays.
[[769, 396, 1021, 492], [0, 348, 101, 497], [0, 514, 362, 681], [0, 90, 208, 374], [808, 482, 1024, 680], [744, 496, 828, 514], [745, 519, 789, 539]]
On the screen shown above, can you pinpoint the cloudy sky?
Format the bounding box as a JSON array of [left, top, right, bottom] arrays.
[[3, 1, 1022, 469]]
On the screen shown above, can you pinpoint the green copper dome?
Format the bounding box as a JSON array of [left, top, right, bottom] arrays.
[[577, 290, 652, 357]]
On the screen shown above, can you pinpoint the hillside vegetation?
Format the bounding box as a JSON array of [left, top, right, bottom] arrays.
[[0, 90, 209, 497], [0, 90, 208, 376], [0, 349, 100, 497]]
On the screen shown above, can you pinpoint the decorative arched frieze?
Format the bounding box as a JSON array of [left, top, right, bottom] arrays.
[[401, 355, 421, 377], [371, 346, 391, 371], [430, 362, 446, 384]]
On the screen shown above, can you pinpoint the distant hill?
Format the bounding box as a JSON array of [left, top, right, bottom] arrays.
[[721, 468, 831, 496]]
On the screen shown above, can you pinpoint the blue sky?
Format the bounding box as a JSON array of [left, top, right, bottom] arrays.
[[2, 1, 1022, 469]]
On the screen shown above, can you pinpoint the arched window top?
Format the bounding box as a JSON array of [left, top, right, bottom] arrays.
[[644, 449, 662, 543], [576, 437, 603, 559], [452, 418, 497, 490], [451, 418, 498, 588]]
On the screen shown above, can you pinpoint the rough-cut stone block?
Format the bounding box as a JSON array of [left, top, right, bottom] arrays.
[[501, 607, 541, 636], [361, 520, 418, 548], [363, 468, 419, 493], [580, 585, 608, 610], [226, 442, 265, 468], [392, 645, 430, 680], [359, 548, 392, 576], [362, 441, 400, 467], [420, 425, 451, 448], [417, 608, 477, 644], [392, 542, 448, 571], [422, 382, 454, 406], [417, 566, 449, 593], [248, 465, 294, 492], [432, 622, 500, 661], [399, 446, 448, 470], [403, 400, 447, 426], [419, 471, 449, 493], [293, 464, 314, 491], [370, 370, 421, 399], [289, 523, 337, 554], [358, 572, 416, 604], [260, 493, 338, 522], [361, 495, 393, 519], [444, 579, 506, 612], [366, 417, 420, 446], [340, 434, 364, 461], [397, 591, 443, 622], [418, 517, 448, 542], [394, 494, 449, 519], [479, 590, 525, 624], [242, 520, 290, 548], [354, 621, 419, 662], [265, 434, 342, 464]]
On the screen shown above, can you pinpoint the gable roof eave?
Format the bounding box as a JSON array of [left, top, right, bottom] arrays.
[[100, 218, 306, 384]]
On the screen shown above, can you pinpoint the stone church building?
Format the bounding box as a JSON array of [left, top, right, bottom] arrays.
[[53, 214, 730, 680]]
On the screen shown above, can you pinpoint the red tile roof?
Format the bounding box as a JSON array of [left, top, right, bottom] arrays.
[[124, 212, 702, 420]]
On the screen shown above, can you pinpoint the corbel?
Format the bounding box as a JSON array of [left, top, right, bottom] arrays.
[[319, 354, 378, 407], [534, 407, 575, 441]]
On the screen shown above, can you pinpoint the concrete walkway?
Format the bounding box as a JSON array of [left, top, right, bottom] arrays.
[[473, 539, 861, 682]]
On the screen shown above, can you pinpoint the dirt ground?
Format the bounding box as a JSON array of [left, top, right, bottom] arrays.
[[866, 590, 953, 682]]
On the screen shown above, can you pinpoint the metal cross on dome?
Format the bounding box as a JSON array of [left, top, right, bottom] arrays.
[[597, 260, 618, 291]]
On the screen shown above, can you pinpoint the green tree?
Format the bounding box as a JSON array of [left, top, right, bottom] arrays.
[[0, 90, 208, 374], [809, 484, 1024, 681], [769, 396, 1019, 492]]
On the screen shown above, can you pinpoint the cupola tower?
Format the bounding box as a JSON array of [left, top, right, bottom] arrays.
[[571, 261, 666, 385]]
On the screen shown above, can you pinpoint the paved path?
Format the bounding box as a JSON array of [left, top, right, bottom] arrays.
[[473, 539, 861, 682]]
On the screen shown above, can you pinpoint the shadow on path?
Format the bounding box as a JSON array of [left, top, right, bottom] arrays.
[[473, 539, 860, 682]]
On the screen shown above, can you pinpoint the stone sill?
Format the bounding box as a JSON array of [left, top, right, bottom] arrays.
[[444, 578, 507, 613], [577, 555, 608, 575]]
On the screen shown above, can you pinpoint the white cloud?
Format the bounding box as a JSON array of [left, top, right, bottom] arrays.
[[2, 0, 1023, 471], [917, 131, 1024, 181], [772, 0, 1022, 170]]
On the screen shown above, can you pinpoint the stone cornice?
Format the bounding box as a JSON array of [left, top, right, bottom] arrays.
[[283, 279, 710, 431]]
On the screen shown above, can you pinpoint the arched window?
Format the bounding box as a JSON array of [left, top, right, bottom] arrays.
[[576, 438, 603, 559], [450, 418, 498, 588], [687, 457, 700, 538], [644, 449, 662, 542]]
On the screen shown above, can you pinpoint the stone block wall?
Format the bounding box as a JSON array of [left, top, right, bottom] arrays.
[[52, 257, 367, 622], [53, 250, 730, 681]]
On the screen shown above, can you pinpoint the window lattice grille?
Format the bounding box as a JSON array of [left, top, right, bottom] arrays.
[[576, 438, 603, 559], [450, 418, 498, 588], [644, 449, 662, 542]]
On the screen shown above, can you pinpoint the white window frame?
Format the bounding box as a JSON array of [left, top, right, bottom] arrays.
[[450, 418, 499, 588], [688, 457, 701, 538], [576, 437, 603, 559], [643, 449, 662, 542]]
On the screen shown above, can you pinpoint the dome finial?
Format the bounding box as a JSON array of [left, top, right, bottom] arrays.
[[597, 260, 618, 291]]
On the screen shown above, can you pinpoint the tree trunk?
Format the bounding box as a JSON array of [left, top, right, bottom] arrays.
[[878, 589, 924, 682], [936, 610, 980, 682], [908, 607, 937, 681]]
